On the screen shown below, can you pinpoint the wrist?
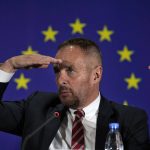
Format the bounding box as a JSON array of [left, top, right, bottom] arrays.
[[0, 59, 17, 73]]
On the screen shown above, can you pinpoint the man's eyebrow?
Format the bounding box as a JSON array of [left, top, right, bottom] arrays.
[[62, 60, 73, 66], [54, 60, 73, 67], [53, 61, 73, 70]]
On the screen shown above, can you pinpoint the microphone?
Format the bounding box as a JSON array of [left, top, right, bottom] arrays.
[[22, 111, 60, 150], [54, 111, 60, 118]]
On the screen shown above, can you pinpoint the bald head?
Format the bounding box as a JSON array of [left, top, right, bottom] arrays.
[[57, 38, 102, 66]]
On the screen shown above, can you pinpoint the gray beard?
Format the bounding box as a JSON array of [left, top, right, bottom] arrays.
[[60, 97, 80, 109]]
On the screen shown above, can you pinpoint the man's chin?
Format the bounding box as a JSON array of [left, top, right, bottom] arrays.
[[59, 96, 79, 108], [59, 96, 72, 104]]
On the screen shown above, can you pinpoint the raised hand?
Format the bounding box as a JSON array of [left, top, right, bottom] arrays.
[[0, 54, 62, 73]]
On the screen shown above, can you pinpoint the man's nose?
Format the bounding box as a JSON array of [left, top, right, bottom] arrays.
[[56, 70, 68, 86]]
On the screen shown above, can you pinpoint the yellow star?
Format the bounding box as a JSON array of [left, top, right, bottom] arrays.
[[123, 100, 128, 106], [97, 25, 114, 42], [42, 26, 58, 42], [22, 46, 38, 55], [14, 73, 31, 90], [124, 73, 141, 90], [117, 46, 134, 62], [69, 18, 86, 34]]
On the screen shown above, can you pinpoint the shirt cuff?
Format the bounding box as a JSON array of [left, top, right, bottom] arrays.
[[0, 70, 15, 82]]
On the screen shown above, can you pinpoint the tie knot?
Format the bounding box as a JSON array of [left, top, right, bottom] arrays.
[[74, 109, 85, 118]]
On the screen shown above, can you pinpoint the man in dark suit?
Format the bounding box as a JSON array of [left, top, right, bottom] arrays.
[[0, 38, 149, 150]]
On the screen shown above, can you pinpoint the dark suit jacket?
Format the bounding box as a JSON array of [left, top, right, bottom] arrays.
[[0, 82, 149, 150]]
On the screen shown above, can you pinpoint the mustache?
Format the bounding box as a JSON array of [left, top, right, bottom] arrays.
[[58, 86, 72, 93]]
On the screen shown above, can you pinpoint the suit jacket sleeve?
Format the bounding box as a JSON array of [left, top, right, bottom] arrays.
[[0, 82, 33, 136]]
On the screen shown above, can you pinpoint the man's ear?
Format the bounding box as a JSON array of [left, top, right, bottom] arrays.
[[93, 65, 103, 83]]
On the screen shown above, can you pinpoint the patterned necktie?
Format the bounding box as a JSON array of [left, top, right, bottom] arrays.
[[71, 109, 85, 150]]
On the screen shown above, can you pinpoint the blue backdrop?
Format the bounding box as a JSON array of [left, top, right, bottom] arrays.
[[0, 0, 150, 149]]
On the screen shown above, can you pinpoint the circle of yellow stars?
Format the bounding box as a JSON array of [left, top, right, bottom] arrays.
[[14, 18, 144, 106]]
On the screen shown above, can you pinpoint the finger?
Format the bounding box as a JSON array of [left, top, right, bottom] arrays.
[[50, 58, 62, 64], [24, 64, 49, 69], [38, 57, 62, 64], [39, 64, 49, 68]]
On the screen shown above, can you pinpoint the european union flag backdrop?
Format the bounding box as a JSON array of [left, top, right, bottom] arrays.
[[0, 0, 150, 149]]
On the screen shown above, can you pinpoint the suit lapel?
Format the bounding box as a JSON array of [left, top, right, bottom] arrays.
[[40, 103, 68, 150], [95, 96, 114, 150]]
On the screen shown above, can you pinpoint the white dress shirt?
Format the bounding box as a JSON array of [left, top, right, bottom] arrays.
[[49, 94, 100, 150], [0, 70, 14, 82], [0, 70, 101, 150]]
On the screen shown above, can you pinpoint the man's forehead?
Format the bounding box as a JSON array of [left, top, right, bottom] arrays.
[[56, 45, 84, 57]]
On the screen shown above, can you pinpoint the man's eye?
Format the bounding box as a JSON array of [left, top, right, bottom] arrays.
[[67, 67, 74, 73], [53, 67, 60, 74]]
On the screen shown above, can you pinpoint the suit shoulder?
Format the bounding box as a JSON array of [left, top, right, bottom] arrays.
[[108, 99, 148, 121], [102, 96, 147, 120], [112, 101, 146, 114]]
